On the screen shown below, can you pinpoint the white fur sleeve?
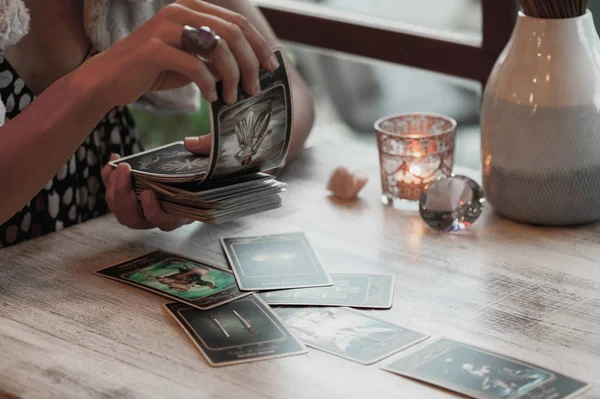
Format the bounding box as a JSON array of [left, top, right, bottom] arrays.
[[0, 0, 30, 50], [0, 0, 30, 126]]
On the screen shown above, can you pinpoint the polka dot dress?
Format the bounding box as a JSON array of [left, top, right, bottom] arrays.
[[0, 54, 143, 248]]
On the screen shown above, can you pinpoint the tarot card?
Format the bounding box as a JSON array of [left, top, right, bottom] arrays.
[[160, 196, 283, 224], [164, 294, 306, 367], [110, 142, 209, 182], [95, 250, 251, 310], [259, 273, 395, 309], [277, 307, 429, 365], [207, 48, 291, 180], [382, 338, 590, 399], [220, 232, 333, 291], [151, 173, 274, 199]]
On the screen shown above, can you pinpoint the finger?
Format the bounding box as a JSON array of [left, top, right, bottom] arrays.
[[155, 21, 239, 102], [184, 134, 212, 155], [101, 153, 121, 188], [108, 164, 153, 229], [140, 191, 192, 232], [146, 38, 218, 102], [213, 22, 260, 100], [174, 0, 278, 71], [211, 40, 242, 104], [162, 4, 261, 100], [206, 63, 221, 81]]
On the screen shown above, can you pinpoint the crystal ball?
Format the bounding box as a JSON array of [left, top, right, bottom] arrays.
[[419, 175, 485, 232]]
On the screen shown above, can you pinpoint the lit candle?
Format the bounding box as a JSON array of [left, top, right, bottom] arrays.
[[375, 113, 457, 205]]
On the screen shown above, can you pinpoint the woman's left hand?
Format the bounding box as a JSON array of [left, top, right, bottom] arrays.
[[101, 135, 211, 231]]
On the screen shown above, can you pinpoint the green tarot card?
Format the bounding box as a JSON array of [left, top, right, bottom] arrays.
[[259, 273, 395, 308], [95, 250, 251, 310], [164, 294, 307, 366], [277, 307, 429, 365]]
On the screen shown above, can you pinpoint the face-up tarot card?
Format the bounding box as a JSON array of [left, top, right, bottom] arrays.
[[382, 338, 590, 399], [95, 250, 251, 310], [111, 142, 209, 182], [259, 273, 395, 309], [164, 294, 306, 367], [220, 232, 333, 291], [276, 307, 429, 365], [207, 48, 291, 180]]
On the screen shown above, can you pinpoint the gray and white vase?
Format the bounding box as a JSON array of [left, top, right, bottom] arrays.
[[481, 10, 600, 226]]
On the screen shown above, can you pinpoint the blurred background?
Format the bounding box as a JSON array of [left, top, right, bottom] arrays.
[[132, 0, 600, 171]]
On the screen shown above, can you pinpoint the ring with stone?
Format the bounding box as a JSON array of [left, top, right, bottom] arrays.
[[181, 25, 220, 62]]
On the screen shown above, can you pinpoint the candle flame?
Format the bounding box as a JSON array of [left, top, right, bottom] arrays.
[[409, 165, 422, 176]]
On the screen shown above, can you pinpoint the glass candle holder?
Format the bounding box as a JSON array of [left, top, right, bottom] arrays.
[[375, 113, 457, 207]]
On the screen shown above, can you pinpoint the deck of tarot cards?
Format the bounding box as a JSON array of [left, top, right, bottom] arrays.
[[110, 49, 291, 224]]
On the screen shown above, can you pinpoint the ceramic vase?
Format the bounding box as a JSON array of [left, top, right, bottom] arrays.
[[481, 10, 600, 226]]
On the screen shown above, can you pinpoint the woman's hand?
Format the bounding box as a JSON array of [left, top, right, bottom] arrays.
[[85, 0, 280, 109], [95, 0, 278, 231], [101, 156, 190, 231], [100, 132, 283, 231], [101, 135, 212, 231], [101, 134, 212, 231]]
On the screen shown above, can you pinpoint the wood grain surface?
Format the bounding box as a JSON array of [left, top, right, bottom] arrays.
[[0, 140, 599, 399]]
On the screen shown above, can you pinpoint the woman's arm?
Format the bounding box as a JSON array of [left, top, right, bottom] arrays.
[[0, 65, 112, 224], [206, 0, 316, 162], [0, 1, 278, 226]]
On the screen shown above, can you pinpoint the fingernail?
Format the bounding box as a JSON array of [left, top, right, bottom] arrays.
[[268, 54, 279, 71], [206, 89, 218, 102], [252, 80, 261, 96], [226, 90, 238, 104], [117, 162, 131, 172], [184, 136, 200, 145], [141, 191, 153, 206]]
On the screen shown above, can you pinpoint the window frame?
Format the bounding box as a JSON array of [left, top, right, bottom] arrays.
[[257, 0, 518, 85]]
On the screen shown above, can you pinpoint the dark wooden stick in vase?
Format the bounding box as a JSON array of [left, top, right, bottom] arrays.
[[581, 0, 589, 16], [568, 0, 577, 17], [519, 0, 589, 18]]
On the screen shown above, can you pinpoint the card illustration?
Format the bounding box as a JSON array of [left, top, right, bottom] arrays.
[[260, 273, 395, 308], [382, 338, 590, 399], [277, 307, 429, 365], [220, 232, 332, 291], [95, 250, 251, 310], [208, 49, 291, 180], [121, 258, 231, 299], [164, 295, 306, 366], [111, 142, 209, 178]]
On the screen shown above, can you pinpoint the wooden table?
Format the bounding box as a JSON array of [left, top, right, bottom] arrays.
[[1, 140, 599, 399]]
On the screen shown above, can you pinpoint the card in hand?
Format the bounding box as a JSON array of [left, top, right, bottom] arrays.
[[259, 273, 395, 309], [164, 294, 306, 367], [208, 48, 291, 180], [382, 338, 590, 399], [277, 307, 429, 365], [111, 142, 209, 181], [95, 250, 251, 310], [220, 232, 333, 291]]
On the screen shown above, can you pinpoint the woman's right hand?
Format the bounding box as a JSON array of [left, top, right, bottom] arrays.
[[84, 0, 280, 109]]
